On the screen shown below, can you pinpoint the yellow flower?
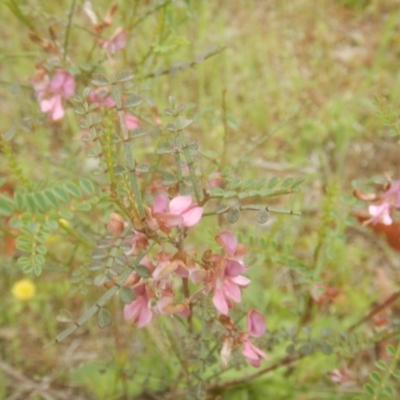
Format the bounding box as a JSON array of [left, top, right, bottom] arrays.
[[11, 279, 36, 301]]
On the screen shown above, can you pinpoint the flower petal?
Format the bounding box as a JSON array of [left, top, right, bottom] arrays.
[[213, 289, 229, 315], [247, 309, 266, 337], [216, 231, 237, 255], [153, 195, 168, 213], [169, 195, 192, 215], [181, 206, 203, 226]]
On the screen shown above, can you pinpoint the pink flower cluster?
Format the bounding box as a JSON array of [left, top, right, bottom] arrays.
[[114, 194, 267, 367], [102, 27, 128, 54], [368, 180, 400, 225], [88, 87, 140, 130], [32, 69, 75, 121], [146, 195, 203, 232]]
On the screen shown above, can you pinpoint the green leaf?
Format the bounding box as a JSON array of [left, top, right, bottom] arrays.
[[135, 264, 152, 278], [210, 187, 225, 197], [227, 208, 240, 223], [124, 95, 143, 108], [175, 117, 192, 130], [16, 242, 31, 252], [375, 360, 387, 370], [74, 202, 92, 211], [36, 245, 47, 255], [45, 219, 59, 230], [242, 179, 256, 190], [268, 177, 279, 188], [56, 309, 74, 323], [162, 172, 177, 185], [65, 182, 82, 198], [0, 193, 15, 216], [119, 287, 135, 304], [43, 190, 59, 208], [91, 74, 109, 86], [153, 35, 190, 54], [369, 371, 381, 384], [281, 177, 294, 188], [27, 221, 39, 233], [364, 384, 375, 395], [256, 210, 269, 224], [136, 163, 149, 173], [14, 191, 26, 210], [33, 192, 47, 212], [79, 179, 95, 195], [34, 254, 45, 264], [386, 344, 395, 356], [97, 308, 113, 329], [52, 187, 70, 203], [229, 178, 241, 190], [115, 69, 134, 83], [382, 386, 394, 396], [129, 127, 147, 138]]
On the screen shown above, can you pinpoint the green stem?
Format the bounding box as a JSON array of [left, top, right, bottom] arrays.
[[176, 128, 202, 202], [63, 0, 76, 61], [374, 342, 400, 399], [111, 83, 145, 220]]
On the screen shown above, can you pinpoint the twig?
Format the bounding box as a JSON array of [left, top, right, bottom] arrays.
[[0, 360, 70, 400], [207, 355, 301, 393], [348, 290, 400, 332]]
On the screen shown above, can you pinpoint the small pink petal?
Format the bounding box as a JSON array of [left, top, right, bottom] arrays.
[[137, 306, 153, 327], [125, 114, 140, 130], [169, 195, 193, 215], [369, 203, 392, 225], [230, 275, 251, 287], [247, 309, 266, 338], [181, 206, 203, 226], [190, 269, 208, 284], [103, 27, 128, 53], [123, 298, 142, 320], [216, 231, 238, 255], [224, 280, 241, 303], [225, 259, 245, 277], [242, 340, 268, 367], [155, 213, 183, 228], [213, 289, 229, 315], [153, 195, 168, 213]]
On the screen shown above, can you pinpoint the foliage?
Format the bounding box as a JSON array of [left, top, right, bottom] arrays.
[[1, 0, 400, 399]]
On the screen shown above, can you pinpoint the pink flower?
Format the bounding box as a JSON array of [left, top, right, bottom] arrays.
[[368, 180, 400, 225], [31, 68, 50, 101], [37, 69, 75, 121], [369, 202, 392, 225], [207, 171, 223, 188], [212, 231, 250, 314], [148, 195, 203, 232], [125, 114, 140, 130], [191, 231, 250, 315], [102, 27, 128, 54], [89, 87, 115, 108], [123, 284, 153, 327], [328, 366, 355, 387], [241, 310, 268, 367]]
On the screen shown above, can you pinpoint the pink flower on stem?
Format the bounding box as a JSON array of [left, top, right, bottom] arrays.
[[241, 310, 268, 367], [368, 180, 400, 225], [38, 69, 75, 121], [125, 114, 140, 130], [102, 27, 128, 54], [89, 87, 115, 108], [191, 231, 250, 315], [147, 195, 203, 232], [123, 283, 153, 328], [213, 231, 250, 315], [87, 88, 140, 131]]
